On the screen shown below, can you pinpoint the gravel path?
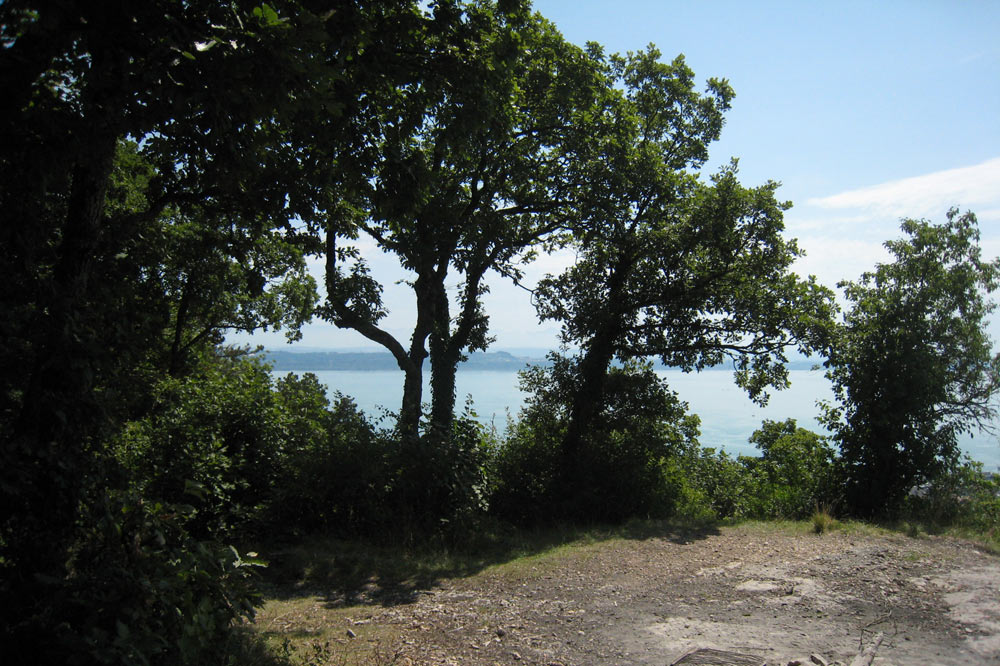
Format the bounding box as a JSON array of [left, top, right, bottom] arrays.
[[287, 525, 1000, 665]]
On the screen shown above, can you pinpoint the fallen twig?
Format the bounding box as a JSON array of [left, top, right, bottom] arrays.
[[849, 631, 885, 666]]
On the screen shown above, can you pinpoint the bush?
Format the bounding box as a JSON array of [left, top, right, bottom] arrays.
[[903, 457, 1000, 533], [270, 389, 396, 536], [489, 412, 566, 525], [270, 388, 496, 541], [740, 419, 839, 519], [491, 358, 702, 524], [114, 354, 292, 539], [5, 491, 264, 666], [667, 420, 839, 522], [388, 402, 497, 539], [675, 446, 747, 519]]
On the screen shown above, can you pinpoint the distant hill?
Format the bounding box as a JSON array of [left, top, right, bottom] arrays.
[[258, 348, 824, 373], [260, 349, 547, 372]]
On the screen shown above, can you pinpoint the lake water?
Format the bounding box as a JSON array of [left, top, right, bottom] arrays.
[[281, 368, 1000, 470]]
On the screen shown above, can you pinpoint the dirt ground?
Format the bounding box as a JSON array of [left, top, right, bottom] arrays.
[[273, 524, 1000, 665]]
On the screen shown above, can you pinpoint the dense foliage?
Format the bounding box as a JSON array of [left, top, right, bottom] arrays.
[[492, 358, 702, 523], [0, 0, 439, 660], [321, 4, 604, 444]]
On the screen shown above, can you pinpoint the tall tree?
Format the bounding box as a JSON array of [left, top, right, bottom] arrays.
[[322, 2, 601, 442], [532, 48, 836, 465], [0, 1, 421, 648], [822, 209, 1000, 517]]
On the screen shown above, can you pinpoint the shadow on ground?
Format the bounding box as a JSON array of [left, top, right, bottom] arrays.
[[256, 518, 722, 608]]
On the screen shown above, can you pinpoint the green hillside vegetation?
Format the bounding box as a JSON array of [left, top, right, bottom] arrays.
[[2, 1, 998, 664]]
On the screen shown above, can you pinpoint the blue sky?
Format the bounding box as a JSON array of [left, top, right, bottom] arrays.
[[231, 0, 1000, 352]]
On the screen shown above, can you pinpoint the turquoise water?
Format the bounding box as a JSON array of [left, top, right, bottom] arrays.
[[279, 368, 1000, 470]]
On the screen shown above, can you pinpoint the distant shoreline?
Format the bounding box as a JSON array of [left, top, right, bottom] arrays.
[[259, 349, 546, 372], [258, 349, 822, 373]]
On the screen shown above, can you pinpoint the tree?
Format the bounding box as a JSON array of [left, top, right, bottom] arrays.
[[0, 1, 422, 656], [532, 48, 836, 466], [822, 209, 1000, 517], [322, 1, 601, 443]]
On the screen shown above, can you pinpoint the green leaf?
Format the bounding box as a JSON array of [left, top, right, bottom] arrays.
[[183, 479, 206, 500], [253, 4, 283, 27]]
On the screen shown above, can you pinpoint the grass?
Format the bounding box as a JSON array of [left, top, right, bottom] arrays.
[[811, 505, 838, 533], [244, 518, 721, 664], [250, 597, 404, 666], [256, 518, 719, 598]]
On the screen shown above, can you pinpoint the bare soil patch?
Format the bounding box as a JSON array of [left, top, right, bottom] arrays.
[[260, 524, 1000, 665]]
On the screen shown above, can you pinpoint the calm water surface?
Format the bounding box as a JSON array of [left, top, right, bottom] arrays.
[[280, 368, 1000, 469]]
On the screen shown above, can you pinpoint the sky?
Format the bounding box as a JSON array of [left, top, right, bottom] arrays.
[[230, 0, 1000, 353]]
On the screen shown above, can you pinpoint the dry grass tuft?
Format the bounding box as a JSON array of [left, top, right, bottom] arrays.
[[811, 505, 838, 534]]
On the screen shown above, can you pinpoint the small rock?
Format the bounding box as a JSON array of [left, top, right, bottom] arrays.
[[510, 652, 522, 661], [496, 627, 507, 638], [346, 628, 357, 639], [810, 655, 828, 666]]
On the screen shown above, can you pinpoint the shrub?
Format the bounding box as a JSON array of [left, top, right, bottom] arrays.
[[388, 401, 497, 539], [114, 354, 291, 539], [271, 389, 495, 541], [903, 457, 1000, 533], [491, 358, 702, 524], [489, 411, 567, 525], [271, 389, 395, 536], [740, 419, 839, 519], [675, 446, 747, 519], [6, 491, 264, 666]]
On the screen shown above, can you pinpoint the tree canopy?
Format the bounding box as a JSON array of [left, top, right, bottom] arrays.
[[531, 48, 837, 461], [321, 2, 601, 442], [0, 1, 433, 658]]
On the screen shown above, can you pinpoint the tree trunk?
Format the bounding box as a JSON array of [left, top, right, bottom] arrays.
[[562, 330, 618, 456], [397, 346, 425, 443], [429, 332, 458, 444], [324, 232, 431, 443], [428, 275, 461, 445], [6, 126, 119, 595], [14, 129, 118, 445], [560, 253, 633, 459], [427, 262, 493, 446]]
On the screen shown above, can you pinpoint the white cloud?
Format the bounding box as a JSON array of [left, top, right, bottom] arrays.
[[792, 158, 1000, 315], [784, 213, 883, 235], [806, 157, 1000, 220], [792, 236, 891, 289], [976, 207, 1000, 224]]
